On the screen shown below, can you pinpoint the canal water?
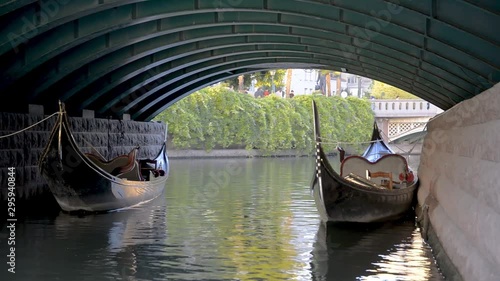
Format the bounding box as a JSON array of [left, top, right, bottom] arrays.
[[1, 157, 444, 281]]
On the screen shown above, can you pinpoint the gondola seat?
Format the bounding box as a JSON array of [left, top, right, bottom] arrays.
[[85, 153, 129, 173], [340, 154, 410, 188], [86, 147, 143, 181], [115, 160, 143, 181], [139, 159, 168, 180]]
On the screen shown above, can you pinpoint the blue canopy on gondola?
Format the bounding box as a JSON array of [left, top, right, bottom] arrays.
[[361, 122, 394, 162]]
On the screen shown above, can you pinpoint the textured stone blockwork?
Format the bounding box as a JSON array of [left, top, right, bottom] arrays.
[[0, 112, 166, 200], [417, 82, 500, 281]]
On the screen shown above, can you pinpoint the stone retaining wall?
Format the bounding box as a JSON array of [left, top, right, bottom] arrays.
[[167, 149, 312, 159], [417, 82, 500, 281], [0, 112, 166, 201]]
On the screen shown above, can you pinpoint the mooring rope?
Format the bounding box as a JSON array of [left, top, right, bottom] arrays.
[[318, 139, 380, 146], [319, 126, 424, 162], [0, 112, 58, 139], [82, 138, 107, 161], [379, 126, 425, 156]]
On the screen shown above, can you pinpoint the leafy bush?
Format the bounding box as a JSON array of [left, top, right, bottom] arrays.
[[154, 86, 375, 153]]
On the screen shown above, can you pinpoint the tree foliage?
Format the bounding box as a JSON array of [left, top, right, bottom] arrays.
[[370, 81, 419, 99], [254, 70, 286, 90], [222, 70, 286, 92], [224, 74, 253, 91], [154, 86, 375, 153]]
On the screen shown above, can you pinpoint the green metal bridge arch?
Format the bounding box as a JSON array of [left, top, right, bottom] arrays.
[[1, 0, 498, 120]]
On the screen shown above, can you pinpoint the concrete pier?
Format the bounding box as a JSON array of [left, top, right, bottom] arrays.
[[417, 82, 500, 281]]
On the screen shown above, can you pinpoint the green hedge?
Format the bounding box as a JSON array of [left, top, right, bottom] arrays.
[[154, 86, 375, 153]]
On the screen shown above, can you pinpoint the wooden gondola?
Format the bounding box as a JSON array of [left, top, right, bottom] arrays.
[[38, 102, 169, 213], [310, 100, 418, 223]]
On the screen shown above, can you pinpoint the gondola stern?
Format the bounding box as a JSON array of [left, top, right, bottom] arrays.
[[312, 100, 321, 142], [311, 99, 343, 181], [311, 100, 342, 222], [370, 121, 382, 141], [311, 99, 323, 189]]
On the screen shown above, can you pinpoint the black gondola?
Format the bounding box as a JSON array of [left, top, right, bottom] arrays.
[[310, 100, 418, 223], [39, 102, 169, 212]]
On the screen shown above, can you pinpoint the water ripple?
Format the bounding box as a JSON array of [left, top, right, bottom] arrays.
[[0, 158, 443, 281]]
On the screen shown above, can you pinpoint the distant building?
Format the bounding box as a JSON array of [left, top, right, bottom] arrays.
[[284, 69, 373, 97], [285, 69, 320, 96], [331, 73, 373, 98]]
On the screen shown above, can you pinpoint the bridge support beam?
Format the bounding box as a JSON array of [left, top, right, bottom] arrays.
[[417, 82, 500, 281]]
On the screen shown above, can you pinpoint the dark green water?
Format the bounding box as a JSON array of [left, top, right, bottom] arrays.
[[1, 158, 443, 280]]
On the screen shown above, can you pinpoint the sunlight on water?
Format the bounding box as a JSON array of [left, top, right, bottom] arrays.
[[0, 158, 443, 281], [359, 229, 439, 281]]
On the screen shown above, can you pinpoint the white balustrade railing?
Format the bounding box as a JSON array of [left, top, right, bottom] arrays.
[[371, 99, 443, 117]]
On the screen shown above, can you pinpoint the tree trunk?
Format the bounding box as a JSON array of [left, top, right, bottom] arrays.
[[326, 72, 331, 96], [336, 74, 341, 96], [286, 69, 293, 98], [238, 75, 244, 92]]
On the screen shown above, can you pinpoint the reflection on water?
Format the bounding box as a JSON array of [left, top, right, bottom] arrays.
[[311, 222, 443, 281], [0, 158, 443, 281]]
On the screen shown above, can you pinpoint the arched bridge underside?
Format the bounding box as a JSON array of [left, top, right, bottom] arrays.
[[1, 0, 499, 121]]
